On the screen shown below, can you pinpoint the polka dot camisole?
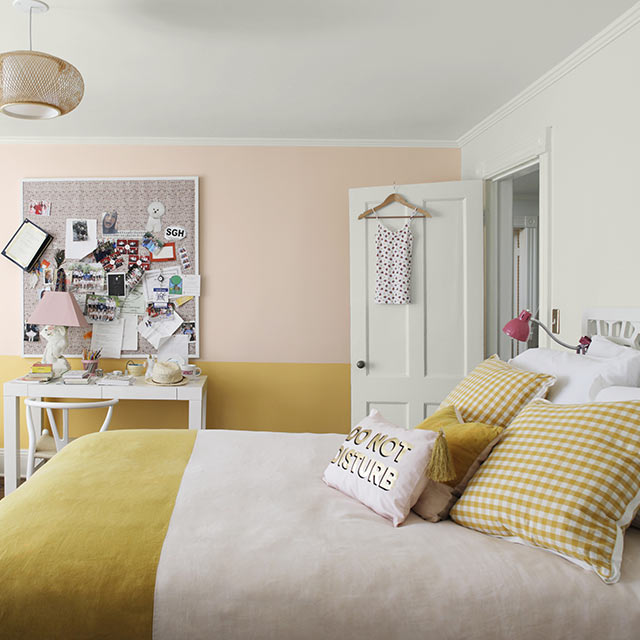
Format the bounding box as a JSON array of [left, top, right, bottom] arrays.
[[374, 215, 416, 305]]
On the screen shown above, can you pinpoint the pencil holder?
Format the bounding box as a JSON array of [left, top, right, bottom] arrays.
[[82, 359, 99, 374]]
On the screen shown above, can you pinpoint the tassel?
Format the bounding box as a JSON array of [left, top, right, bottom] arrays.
[[426, 430, 456, 483]]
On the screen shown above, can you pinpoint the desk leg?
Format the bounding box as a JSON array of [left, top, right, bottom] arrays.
[[188, 398, 204, 430], [3, 395, 20, 494], [201, 387, 207, 430]]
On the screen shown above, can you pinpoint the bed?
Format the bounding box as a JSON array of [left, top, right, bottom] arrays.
[[2, 308, 640, 639], [2, 427, 640, 640]]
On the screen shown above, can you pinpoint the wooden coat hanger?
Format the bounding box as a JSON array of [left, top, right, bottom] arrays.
[[358, 192, 432, 220]]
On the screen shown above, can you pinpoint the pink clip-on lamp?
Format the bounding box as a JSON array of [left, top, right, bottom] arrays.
[[503, 310, 591, 354]]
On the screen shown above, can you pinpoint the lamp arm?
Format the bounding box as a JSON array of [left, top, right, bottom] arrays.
[[530, 318, 579, 351]]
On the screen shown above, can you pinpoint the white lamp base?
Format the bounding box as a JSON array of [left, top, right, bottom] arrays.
[[41, 325, 71, 378]]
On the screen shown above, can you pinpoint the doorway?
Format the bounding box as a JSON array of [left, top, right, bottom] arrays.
[[486, 164, 540, 360]]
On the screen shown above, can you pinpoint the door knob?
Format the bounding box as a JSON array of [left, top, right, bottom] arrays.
[[356, 360, 365, 369]]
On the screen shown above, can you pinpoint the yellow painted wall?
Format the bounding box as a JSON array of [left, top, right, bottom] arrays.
[[1, 357, 351, 447]]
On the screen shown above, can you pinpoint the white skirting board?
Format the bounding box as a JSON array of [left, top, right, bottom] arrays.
[[0, 450, 29, 479]]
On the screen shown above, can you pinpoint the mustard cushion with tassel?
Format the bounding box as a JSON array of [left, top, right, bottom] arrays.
[[412, 405, 504, 522]]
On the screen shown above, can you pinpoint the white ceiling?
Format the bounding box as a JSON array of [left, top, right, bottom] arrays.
[[0, 0, 636, 141]]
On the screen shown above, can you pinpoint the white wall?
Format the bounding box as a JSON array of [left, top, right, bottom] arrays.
[[462, 20, 640, 342]]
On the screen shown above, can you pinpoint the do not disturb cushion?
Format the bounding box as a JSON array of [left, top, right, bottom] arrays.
[[323, 410, 439, 526]]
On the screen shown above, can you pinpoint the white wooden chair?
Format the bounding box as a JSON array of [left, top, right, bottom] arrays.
[[24, 398, 119, 479]]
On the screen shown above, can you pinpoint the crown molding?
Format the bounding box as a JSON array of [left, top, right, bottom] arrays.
[[457, 2, 640, 148], [0, 135, 460, 148]]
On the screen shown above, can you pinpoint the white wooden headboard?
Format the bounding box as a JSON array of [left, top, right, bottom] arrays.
[[582, 308, 640, 350]]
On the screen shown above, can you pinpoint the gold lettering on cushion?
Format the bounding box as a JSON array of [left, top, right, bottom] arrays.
[[349, 451, 365, 473], [379, 437, 400, 458], [379, 467, 398, 491], [353, 429, 372, 445], [393, 441, 413, 463], [368, 461, 386, 485], [346, 427, 361, 442], [357, 456, 375, 479], [341, 450, 355, 470], [366, 432, 389, 453]]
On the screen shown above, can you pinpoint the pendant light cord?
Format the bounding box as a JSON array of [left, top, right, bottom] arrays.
[[29, 7, 33, 51]]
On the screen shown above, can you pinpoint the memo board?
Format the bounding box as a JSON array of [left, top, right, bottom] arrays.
[[21, 177, 200, 359]]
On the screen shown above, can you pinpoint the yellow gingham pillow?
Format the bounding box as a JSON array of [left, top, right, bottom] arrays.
[[450, 399, 640, 584], [440, 355, 555, 427]]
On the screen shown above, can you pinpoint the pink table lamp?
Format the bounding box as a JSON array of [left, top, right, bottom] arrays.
[[27, 291, 89, 377], [503, 309, 590, 353]]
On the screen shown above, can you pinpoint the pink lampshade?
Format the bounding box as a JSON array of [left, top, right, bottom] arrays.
[[27, 291, 89, 328], [503, 310, 532, 342]]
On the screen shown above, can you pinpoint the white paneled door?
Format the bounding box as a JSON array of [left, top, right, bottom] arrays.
[[349, 181, 484, 428]]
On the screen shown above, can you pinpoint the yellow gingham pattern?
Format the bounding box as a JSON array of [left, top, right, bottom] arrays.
[[440, 355, 555, 427], [450, 399, 640, 584]]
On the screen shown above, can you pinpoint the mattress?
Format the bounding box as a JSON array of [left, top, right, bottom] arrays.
[[1, 428, 640, 640]]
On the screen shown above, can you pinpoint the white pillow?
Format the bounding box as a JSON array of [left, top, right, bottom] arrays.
[[323, 409, 438, 526], [588, 334, 638, 358], [595, 385, 640, 402], [509, 347, 640, 404]]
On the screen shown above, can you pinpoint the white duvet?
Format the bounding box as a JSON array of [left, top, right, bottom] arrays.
[[153, 430, 640, 640]]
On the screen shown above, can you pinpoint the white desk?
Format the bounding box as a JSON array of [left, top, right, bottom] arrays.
[[3, 375, 208, 495]]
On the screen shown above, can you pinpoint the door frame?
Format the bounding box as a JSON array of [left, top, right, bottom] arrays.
[[482, 128, 552, 353]]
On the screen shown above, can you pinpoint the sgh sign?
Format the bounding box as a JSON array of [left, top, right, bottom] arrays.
[[164, 226, 186, 240]]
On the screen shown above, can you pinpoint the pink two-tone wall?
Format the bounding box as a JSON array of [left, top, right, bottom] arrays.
[[0, 144, 460, 437]]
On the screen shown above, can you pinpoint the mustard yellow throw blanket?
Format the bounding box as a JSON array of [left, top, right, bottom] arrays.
[[0, 430, 195, 640]]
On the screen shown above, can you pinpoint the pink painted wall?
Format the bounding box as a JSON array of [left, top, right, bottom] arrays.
[[0, 145, 460, 363]]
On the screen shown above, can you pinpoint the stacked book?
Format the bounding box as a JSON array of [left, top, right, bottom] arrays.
[[16, 362, 54, 384], [97, 374, 135, 386], [62, 370, 93, 385]]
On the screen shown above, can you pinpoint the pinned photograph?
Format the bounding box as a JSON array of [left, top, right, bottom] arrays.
[[43, 266, 54, 285], [24, 323, 40, 342], [101, 211, 119, 235], [93, 240, 116, 263], [68, 262, 105, 292], [116, 239, 139, 256], [142, 233, 164, 255], [86, 294, 117, 322], [168, 274, 183, 295], [130, 254, 151, 271], [100, 252, 125, 272], [29, 200, 51, 216], [66, 218, 97, 260], [73, 220, 89, 242], [107, 272, 126, 297], [180, 321, 196, 342]]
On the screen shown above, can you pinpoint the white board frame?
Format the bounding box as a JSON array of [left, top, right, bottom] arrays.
[[20, 176, 200, 359]]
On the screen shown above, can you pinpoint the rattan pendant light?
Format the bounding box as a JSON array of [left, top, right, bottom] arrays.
[[0, 0, 84, 119]]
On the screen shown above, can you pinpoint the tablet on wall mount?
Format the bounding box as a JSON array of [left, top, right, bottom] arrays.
[[2, 219, 53, 272]]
